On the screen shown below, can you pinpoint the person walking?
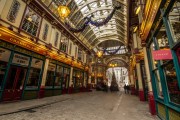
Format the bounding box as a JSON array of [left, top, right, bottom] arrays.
[[126, 85, 130, 94], [124, 84, 127, 94]]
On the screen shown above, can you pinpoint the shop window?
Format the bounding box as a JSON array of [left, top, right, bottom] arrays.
[[26, 58, 43, 89], [21, 7, 41, 36], [42, 23, 49, 41], [0, 48, 11, 89], [7, 0, 20, 23], [54, 65, 63, 88], [54, 32, 59, 47], [163, 61, 180, 105], [150, 42, 157, 69], [0, 61, 7, 89], [45, 63, 56, 88], [63, 68, 70, 89], [168, 1, 180, 43], [78, 49, 82, 61], [60, 35, 68, 53], [154, 70, 164, 98], [155, 24, 171, 65]]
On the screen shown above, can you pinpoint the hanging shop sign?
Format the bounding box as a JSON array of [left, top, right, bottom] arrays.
[[0, 48, 11, 62], [152, 49, 172, 60], [12, 53, 30, 66]]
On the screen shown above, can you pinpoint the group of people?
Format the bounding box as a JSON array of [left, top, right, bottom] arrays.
[[124, 84, 130, 94]]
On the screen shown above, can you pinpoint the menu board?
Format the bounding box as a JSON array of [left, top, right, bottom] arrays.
[[12, 53, 30, 66]]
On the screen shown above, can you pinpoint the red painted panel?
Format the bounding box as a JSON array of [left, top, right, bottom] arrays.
[[13, 90, 22, 100], [131, 85, 136, 95], [148, 92, 156, 115], [3, 90, 13, 101], [139, 90, 145, 101], [38, 86, 45, 98]]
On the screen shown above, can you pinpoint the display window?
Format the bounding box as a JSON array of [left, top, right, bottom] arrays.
[[0, 48, 11, 89], [168, 1, 180, 44], [45, 63, 56, 88], [149, 20, 180, 105], [26, 58, 43, 89], [63, 67, 70, 89], [54, 65, 63, 88]]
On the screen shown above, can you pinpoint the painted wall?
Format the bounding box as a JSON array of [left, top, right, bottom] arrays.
[[0, 0, 26, 28]]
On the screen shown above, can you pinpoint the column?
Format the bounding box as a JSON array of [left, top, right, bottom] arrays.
[[38, 58, 49, 98], [143, 47, 156, 115], [68, 67, 73, 94], [130, 73, 136, 95], [136, 62, 145, 101]]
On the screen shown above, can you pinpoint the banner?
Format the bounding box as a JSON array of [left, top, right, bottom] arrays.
[[152, 49, 172, 60]]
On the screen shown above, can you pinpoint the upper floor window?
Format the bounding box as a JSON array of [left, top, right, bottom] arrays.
[[7, 0, 20, 23], [54, 32, 59, 47], [69, 42, 72, 55], [42, 23, 49, 41], [60, 35, 68, 53], [78, 49, 82, 61], [21, 7, 41, 36]]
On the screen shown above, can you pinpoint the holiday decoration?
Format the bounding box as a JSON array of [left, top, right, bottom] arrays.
[[65, 6, 121, 33]]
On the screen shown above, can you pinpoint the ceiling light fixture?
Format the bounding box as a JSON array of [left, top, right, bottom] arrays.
[[135, 6, 141, 15], [58, 5, 70, 19], [133, 26, 138, 32], [97, 51, 103, 57]]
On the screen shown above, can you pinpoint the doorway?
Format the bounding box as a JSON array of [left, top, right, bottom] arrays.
[[62, 75, 69, 94], [3, 65, 27, 101]]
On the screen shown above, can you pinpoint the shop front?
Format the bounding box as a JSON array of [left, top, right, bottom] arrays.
[[72, 68, 84, 93], [44, 60, 70, 97], [144, 0, 180, 119], [0, 40, 45, 101]]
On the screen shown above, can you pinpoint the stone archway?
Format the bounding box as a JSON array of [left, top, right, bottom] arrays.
[[105, 58, 129, 91]]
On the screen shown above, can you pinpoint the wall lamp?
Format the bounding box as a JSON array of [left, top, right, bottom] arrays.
[[135, 3, 146, 15]]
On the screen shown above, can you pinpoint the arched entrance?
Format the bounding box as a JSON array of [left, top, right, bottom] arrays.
[[106, 59, 129, 91]]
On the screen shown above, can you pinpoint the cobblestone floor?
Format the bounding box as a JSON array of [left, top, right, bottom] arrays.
[[0, 91, 158, 120]]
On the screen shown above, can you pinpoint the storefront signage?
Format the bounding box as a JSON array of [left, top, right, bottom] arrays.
[[9, 38, 39, 52], [152, 49, 172, 60], [140, 0, 162, 41], [12, 53, 30, 66], [0, 48, 11, 62]]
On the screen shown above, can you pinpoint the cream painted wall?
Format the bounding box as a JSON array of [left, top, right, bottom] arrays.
[[39, 18, 52, 44], [68, 40, 73, 56], [71, 43, 77, 58], [84, 53, 87, 63], [0, 0, 26, 28], [0, 0, 7, 15]]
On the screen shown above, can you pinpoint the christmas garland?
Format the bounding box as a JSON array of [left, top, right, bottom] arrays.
[[65, 6, 121, 33], [103, 46, 121, 55]]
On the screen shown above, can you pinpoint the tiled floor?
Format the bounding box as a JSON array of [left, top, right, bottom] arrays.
[[0, 91, 158, 120]]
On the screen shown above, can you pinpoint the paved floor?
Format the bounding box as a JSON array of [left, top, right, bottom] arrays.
[[0, 91, 158, 120]]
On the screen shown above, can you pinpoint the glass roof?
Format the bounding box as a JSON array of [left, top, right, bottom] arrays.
[[40, 0, 128, 49]]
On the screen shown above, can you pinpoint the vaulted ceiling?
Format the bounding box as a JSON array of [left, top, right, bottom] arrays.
[[41, 0, 128, 52]]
